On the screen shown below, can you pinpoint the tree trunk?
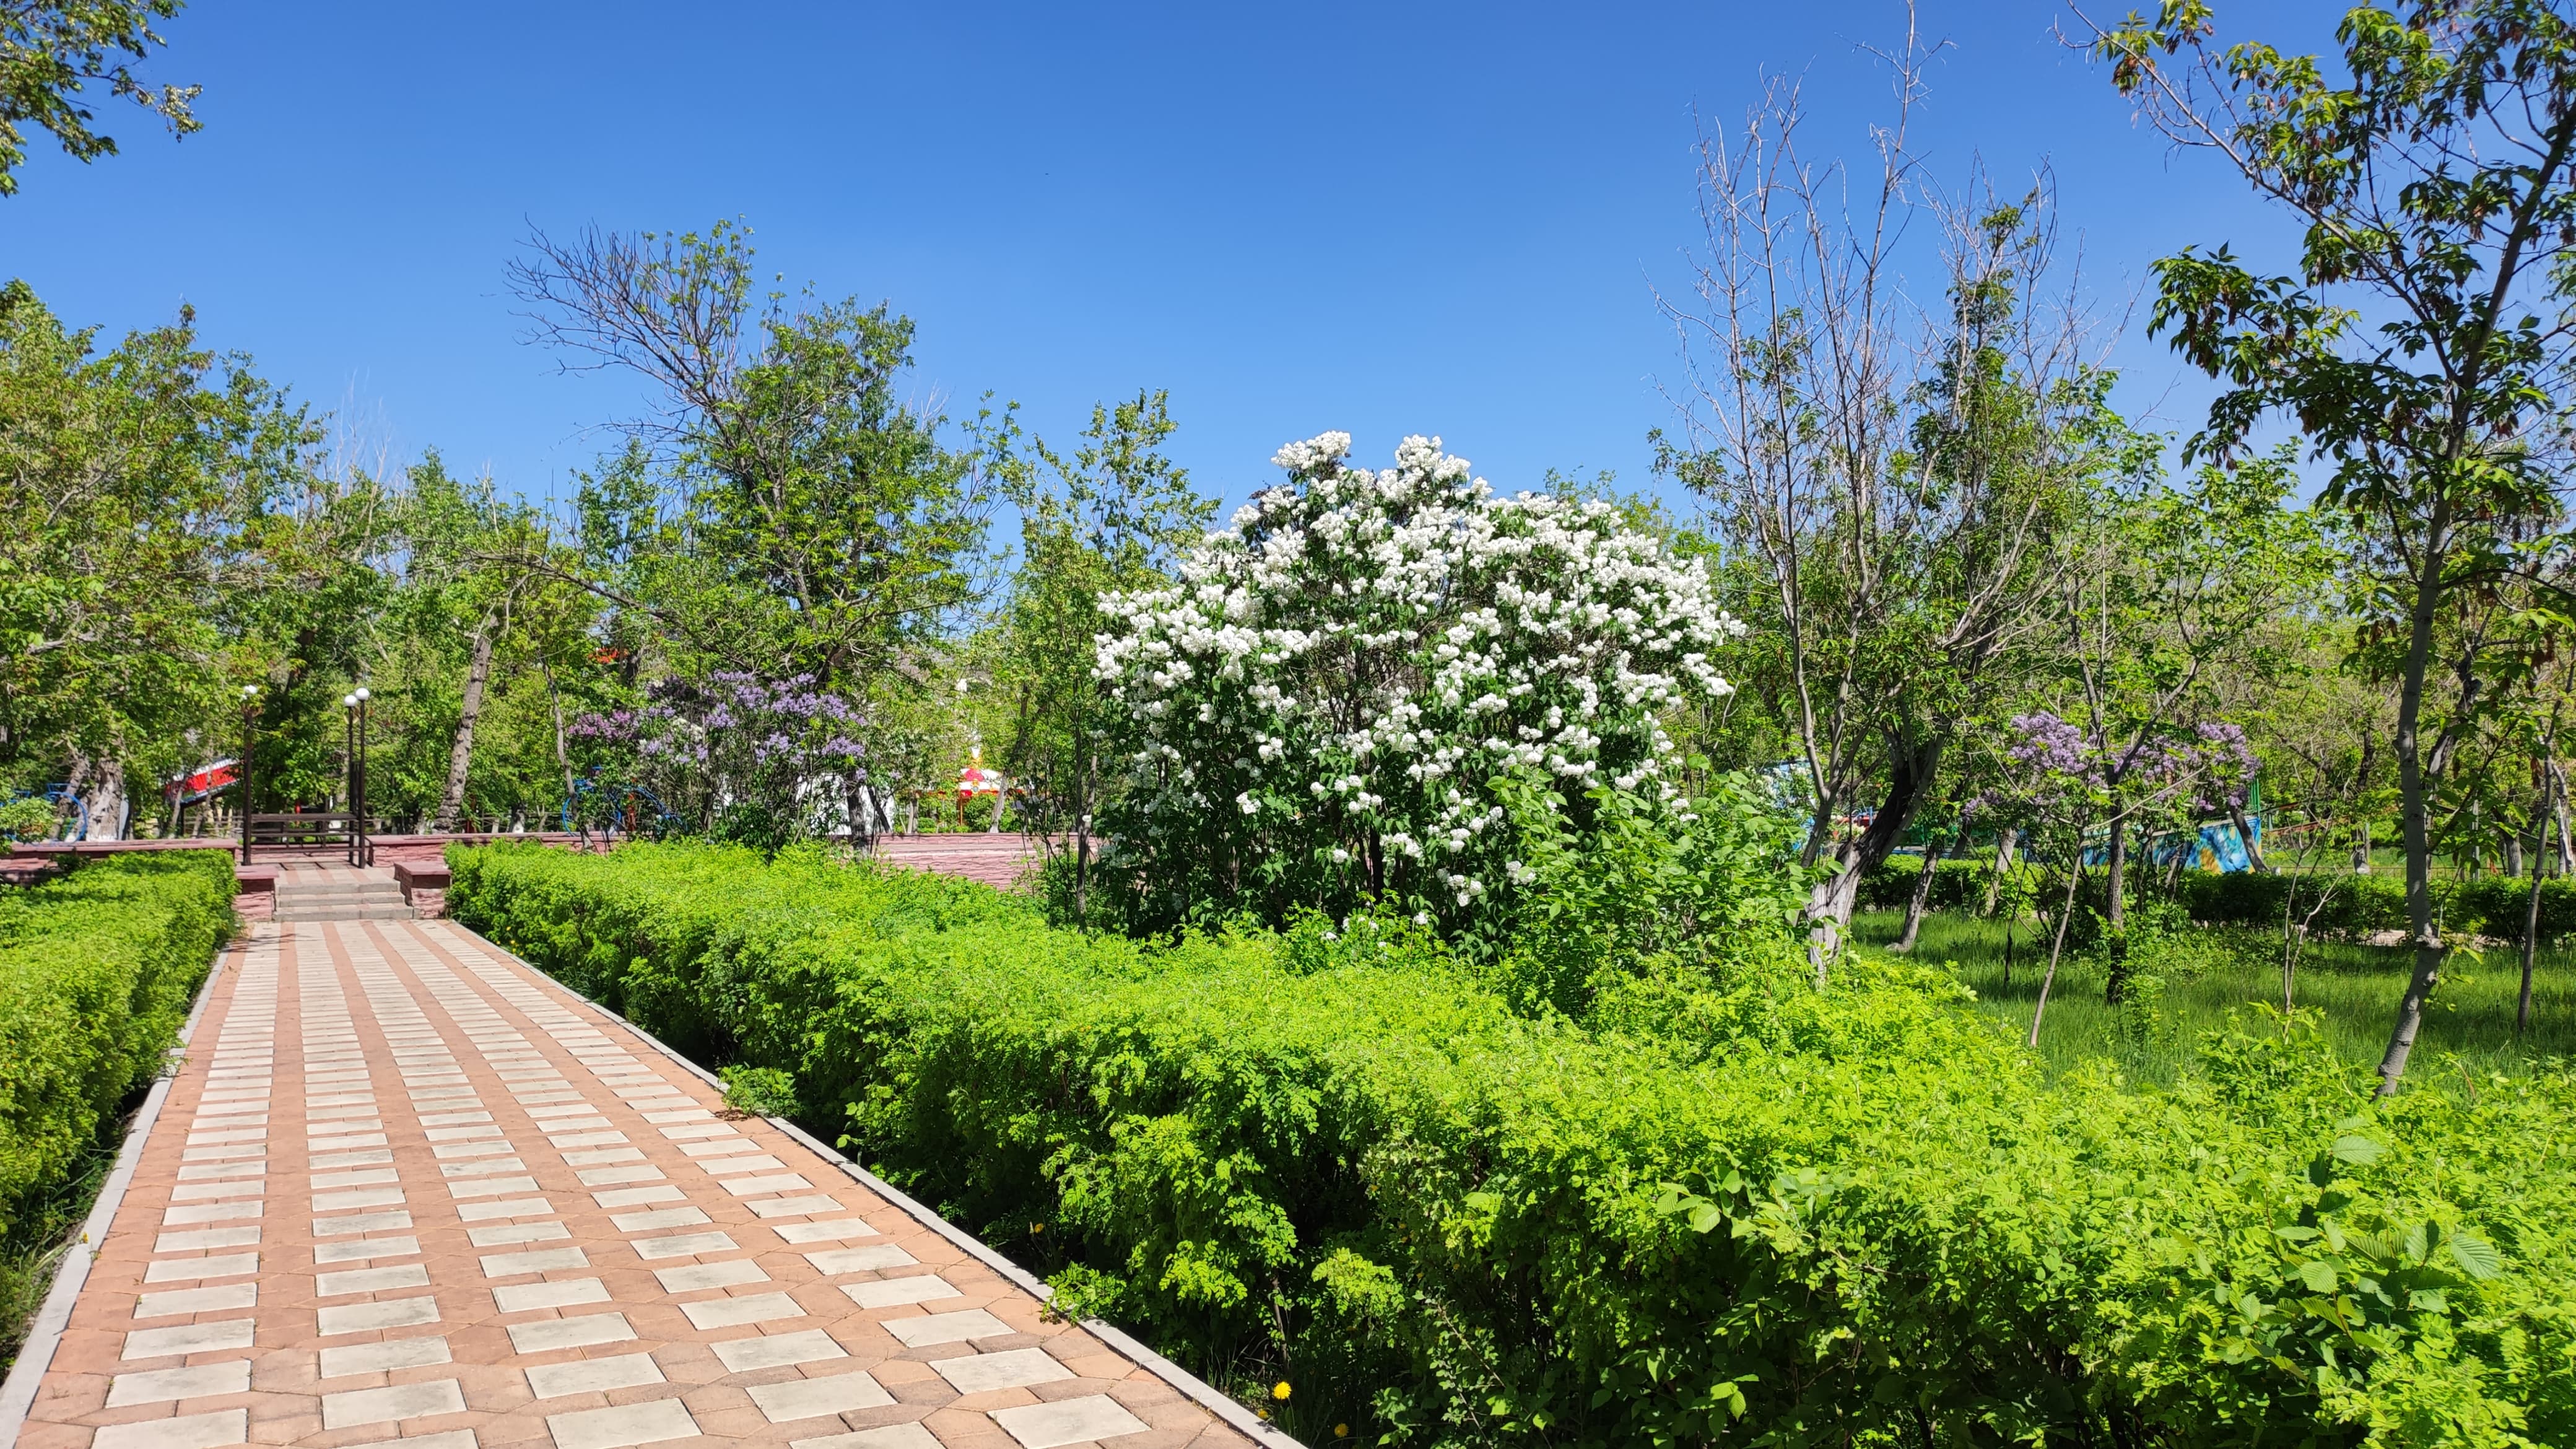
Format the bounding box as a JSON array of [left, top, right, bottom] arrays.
[[1805, 734, 1944, 983], [2100, 817, 2136, 1004], [56, 753, 91, 838], [2103, 820, 2128, 930], [2377, 507, 2452, 1097], [2556, 766, 2574, 876], [2354, 818, 2372, 872], [2227, 801, 2269, 873], [1892, 839, 1946, 952], [2521, 769, 2557, 1038], [1894, 803, 1970, 952], [2029, 853, 2088, 1047], [1982, 827, 2019, 916], [90, 758, 127, 842], [2282, 897, 2299, 1013], [542, 663, 576, 833], [435, 619, 497, 832]]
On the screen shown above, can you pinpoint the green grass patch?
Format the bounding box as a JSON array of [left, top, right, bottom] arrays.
[[1853, 907, 2576, 1088]]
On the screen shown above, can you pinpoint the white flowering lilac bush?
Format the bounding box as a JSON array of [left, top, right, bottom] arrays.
[[1090, 432, 1747, 941]]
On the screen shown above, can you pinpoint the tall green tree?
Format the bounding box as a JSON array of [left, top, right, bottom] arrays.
[[2088, 0, 2576, 1091], [512, 222, 1001, 841], [0, 280, 315, 831], [381, 454, 591, 830], [990, 390, 1212, 912], [2051, 452, 2331, 962], [511, 222, 995, 695]]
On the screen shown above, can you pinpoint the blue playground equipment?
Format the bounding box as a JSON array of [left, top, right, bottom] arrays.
[[561, 777, 681, 840], [2078, 814, 2263, 873]]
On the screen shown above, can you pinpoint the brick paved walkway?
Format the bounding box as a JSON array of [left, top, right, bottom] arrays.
[[869, 840, 1045, 892], [16, 920, 1256, 1449]]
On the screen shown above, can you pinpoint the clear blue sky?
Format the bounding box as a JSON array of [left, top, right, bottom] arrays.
[[3, 0, 2323, 514]]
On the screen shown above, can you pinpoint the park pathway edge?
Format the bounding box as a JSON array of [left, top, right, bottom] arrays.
[[472, 929, 1305, 1449]]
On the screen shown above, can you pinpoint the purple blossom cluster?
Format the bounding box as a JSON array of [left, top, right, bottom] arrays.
[[702, 674, 866, 762], [2006, 712, 2096, 780], [2004, 711, 2258, 811], [570, 672, 870, 780], [569, 708, 638, 742]]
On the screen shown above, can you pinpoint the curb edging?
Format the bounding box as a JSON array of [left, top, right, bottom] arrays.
[[451, 921, 1310, 1449]]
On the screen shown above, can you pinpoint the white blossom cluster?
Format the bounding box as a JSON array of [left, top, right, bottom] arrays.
[[1094, 432, 1744, 924]]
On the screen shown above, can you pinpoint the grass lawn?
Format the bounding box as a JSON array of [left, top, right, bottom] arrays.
[[1848, 907, 2576, 1089]]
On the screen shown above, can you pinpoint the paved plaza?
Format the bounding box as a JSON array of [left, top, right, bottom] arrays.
[[11, 918, 1256, 1449]]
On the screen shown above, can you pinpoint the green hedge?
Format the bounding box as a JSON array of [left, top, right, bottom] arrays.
[[2178, 871, 2576, 939], [1856, 855, 2001, 912], [450, 841, 2574, 1449], [0, 850, 233, 1240], [1863, 856, 2576, 941]]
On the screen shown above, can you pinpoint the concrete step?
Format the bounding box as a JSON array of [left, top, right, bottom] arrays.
[[275, 886, 404, 902], [274, 904, 417, 921]]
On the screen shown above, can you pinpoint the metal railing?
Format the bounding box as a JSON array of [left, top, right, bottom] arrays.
[[246, 812, 380, 866]]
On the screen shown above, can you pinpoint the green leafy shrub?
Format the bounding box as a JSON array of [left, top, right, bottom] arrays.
[[0, 798, 56, 843], [718, 1064, 799, 1118], [0, 850, 233, 1240], [449, 840, 2575, 1449], [2091, 897, 2234, 1044], [1477, 773, 1806, 1017]]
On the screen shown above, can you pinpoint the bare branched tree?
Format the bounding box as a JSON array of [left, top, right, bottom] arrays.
[[1659, 11, 2131, 979]]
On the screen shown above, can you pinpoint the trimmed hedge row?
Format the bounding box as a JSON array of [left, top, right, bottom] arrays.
[[0, 850, 233, 1240], [450, 841, 2575, 1449], [2178, 870, 2576, 939], [1860, 856, 2576, 941], [1856, 856, 1998, 912]]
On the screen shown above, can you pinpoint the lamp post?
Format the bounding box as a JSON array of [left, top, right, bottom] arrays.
[[343, 688, 372, 868], [343, 694, 358, 866], [238, 684, 260, 865], [356, 687, 370, 867]]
